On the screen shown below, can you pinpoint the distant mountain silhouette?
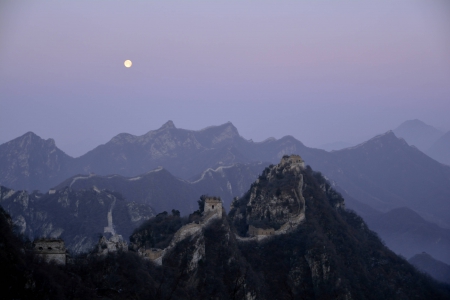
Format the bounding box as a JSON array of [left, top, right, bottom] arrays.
[[393, 119, 443, 152], [0, 122, 322, 190], [311, 131, 450, 228], [409, 252, 450, 284], [361, 207, 450, 265], [428, 131, 450, 166], [0, 132, 74, 191]]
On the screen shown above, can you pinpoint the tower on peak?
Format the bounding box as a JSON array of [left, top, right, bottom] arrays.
[[280, 154, 305, 168], [204, 196, 223, 217]]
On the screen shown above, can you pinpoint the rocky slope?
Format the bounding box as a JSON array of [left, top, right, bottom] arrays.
[[229, 155, 308, 234], [0, 185, 153, 254]]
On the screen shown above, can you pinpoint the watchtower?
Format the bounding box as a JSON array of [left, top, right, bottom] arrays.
[[33, 238, 67, 265], [204, 196, 223, 217], [280, 154, 305, 168]]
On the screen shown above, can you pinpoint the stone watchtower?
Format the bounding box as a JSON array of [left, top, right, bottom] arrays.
[[280, 154, 305, 168], [32, 238, 67, 265], [204, 196, 223, 217]]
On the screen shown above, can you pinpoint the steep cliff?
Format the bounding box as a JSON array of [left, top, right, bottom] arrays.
[[227, 155, 449, 299]]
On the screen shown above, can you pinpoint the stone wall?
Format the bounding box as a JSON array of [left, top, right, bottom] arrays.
[[33, 239, 66, 265], [138, 247, 164, 264], [248, 225, 275, 237]]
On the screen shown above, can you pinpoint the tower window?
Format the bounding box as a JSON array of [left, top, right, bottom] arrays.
[[212, 205, 214, 209]]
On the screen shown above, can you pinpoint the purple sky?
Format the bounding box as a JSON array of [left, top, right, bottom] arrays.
[[1, 1, 449, 156]]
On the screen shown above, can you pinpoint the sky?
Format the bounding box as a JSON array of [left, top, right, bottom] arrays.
[[1, 0, 449, 156]]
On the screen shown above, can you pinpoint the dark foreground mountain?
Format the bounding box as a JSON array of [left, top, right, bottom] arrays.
[[50, 161, 450, 266], [2, 156, 450, 299], [129, 155, 450, 299], [0, 186, 153, 254], [409, 253, 450, 285]]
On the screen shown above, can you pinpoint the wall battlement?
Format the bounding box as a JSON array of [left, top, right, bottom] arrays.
[[33, 238, 66, 265]]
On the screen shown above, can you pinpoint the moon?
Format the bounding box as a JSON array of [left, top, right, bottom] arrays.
[[124, 60, 132, 68]]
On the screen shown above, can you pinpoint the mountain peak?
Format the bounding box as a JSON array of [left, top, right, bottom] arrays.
[[397, 119, 427, 128], [344, 130, 405, 151], [221, 121, 239, 133], [230, 154, 309, 236], [393, 119, 443, 151], [20, 131, 41, 141], [160, 120, 176, 130]]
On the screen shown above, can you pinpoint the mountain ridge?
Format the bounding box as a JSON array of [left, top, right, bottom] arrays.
[[2, 122, 450, 229], [393, 119, 443, 152]]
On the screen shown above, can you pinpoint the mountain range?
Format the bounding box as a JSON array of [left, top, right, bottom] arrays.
[[1, 127, 450, 299], [2, 121, 449, 227], [2, 121, 450, 261]]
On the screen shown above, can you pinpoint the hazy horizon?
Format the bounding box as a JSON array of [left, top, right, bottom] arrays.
[[1, 1, 449, 156]]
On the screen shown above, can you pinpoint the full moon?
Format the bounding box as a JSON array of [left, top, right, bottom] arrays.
[[124, 60, 132, 68]]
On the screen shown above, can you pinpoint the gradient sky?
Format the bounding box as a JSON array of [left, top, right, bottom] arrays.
[[1, 1, 449, 156]]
